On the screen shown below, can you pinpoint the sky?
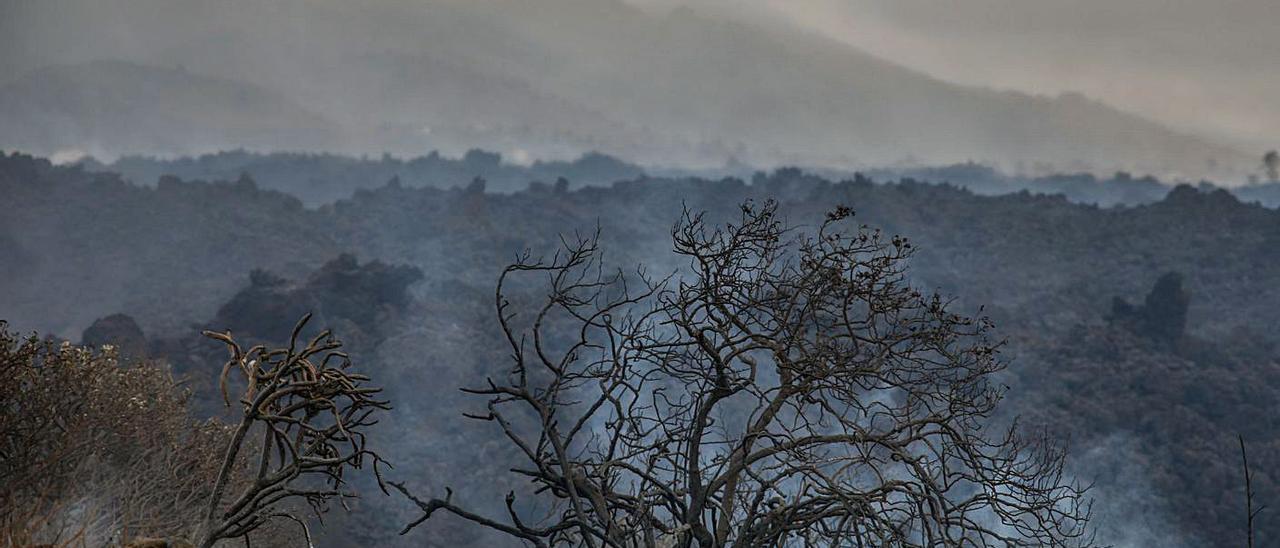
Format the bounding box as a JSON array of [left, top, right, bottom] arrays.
[[634, 0, 1280, 152]]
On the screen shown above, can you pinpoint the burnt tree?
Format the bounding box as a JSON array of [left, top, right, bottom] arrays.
[[398, 201, 1094, 547]]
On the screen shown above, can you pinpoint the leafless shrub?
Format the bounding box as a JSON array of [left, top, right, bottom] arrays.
[[197, 313, 391, 548], [398, 200, 1095, 547]]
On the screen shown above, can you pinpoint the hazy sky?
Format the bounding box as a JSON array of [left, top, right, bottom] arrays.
[[635, 0, 1279, 151]]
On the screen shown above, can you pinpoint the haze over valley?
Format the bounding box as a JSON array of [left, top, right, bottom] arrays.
[[3, 2, 1279, 547], [2, 0, 1268, 181]]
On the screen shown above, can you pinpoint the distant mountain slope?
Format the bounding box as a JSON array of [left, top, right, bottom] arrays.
[[0, 60, 344, 157], [0, 0, 1251, 177], [414, 0, 1244, 176]]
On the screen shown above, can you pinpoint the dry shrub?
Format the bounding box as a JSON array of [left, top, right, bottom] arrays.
[[0, 322, 249, 546]]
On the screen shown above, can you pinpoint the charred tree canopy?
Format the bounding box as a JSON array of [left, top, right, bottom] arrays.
[[81, 313, 149, 360], [1108, 272, 1190, 344], [212, 254, 422, 351]]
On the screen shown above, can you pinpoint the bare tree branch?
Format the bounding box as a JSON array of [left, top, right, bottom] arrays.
[[197, 314, 391, 548], [1241, 434, 1265, 548], [400, 201, 1095, 547]]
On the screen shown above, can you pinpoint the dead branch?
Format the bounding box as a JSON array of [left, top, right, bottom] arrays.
[[197, 313, 391, 548], [1241, 434, 1266, 548]]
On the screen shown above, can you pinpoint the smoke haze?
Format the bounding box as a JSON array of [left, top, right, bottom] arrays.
[[645, 0, 1280, 152], [1, 0, 1269, 180]]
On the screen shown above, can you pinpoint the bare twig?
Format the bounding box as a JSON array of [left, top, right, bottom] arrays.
[[1241, 434, 1266, 548]]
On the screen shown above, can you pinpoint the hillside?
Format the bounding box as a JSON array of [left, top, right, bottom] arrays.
[[4, 151, 1279, 545]]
